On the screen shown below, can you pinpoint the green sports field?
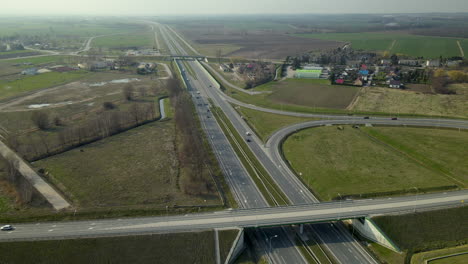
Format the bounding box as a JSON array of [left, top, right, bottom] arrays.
[[295, 32, 467, 58]]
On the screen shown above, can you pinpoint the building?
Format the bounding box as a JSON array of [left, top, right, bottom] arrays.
[[426, 60, 441, 68], [399, 60, 420, 66]]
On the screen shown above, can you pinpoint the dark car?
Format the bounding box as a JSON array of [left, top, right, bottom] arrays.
[[363, 116, 370, 119], [246, 138, 251, 142], [391, 117, 398, 120]]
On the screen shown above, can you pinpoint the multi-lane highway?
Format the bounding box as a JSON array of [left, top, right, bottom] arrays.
[[1, 191, 466, 242], [160, 24, 308, 263]]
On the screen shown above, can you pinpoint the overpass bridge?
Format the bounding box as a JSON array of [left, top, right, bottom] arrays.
[[1, 191, 466, 242], [171, 54, 207, 60]]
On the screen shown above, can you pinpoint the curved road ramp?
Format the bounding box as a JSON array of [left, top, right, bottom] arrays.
[[0, 140, 70, 210]]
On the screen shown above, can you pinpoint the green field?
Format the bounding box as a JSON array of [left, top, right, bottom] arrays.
[[34, 120, 220, 208], [295, 32, 467, 58], [234, 105, 317, 142], [92, 32, 154, 49], [283, 126, 466, 200], [0, 230, 240, 264], [0, 71, 90, 101], [430, 253, 468, 264], [411, 245, 468, 264], [226, 78, 359, 112]]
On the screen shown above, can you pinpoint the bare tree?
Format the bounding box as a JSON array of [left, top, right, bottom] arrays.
[[123, 84, 135, 101], [31, 111, 50, 130]]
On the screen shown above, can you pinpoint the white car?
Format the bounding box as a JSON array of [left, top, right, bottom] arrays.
[[1, 225, 14, 231]]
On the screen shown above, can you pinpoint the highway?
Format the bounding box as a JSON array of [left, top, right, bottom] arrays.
[[1, 191, 466, 242], [159, 24, 308, 263]]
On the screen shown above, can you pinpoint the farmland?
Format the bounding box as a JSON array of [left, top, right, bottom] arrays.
[[294, 32, 467, 58], [350, 84, 468, 118], [169, 22, 341, 59], [282, 126, 467, 200], [0, 230, 239, 264], [92, 32, 154, 49]]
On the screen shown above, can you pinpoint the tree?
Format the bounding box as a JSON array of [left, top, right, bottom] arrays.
[[123, 84, 135, 101], [390, 54, 399, 65], [216, 49, 222, 64], [31, 111, 49, 130]]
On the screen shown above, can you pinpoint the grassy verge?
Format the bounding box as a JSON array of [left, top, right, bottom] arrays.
[[163, 98, 173, 118], [283, 126, 462, 201], [411, 245, 468, 264], [233, 104, 318, 142], [0, 230, 223, 264], [219, 229, 241, 263], [211, 106, 289, 206], [368, 242, 406, 264], [373, 206, 468, 263]]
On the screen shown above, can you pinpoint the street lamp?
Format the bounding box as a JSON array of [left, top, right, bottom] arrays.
[[338, 193, 342, 220], [412, 187, 419, 212], [269, 235, 278, 255]]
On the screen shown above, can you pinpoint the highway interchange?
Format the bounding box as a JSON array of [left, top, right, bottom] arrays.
[[1, 23, 467, 264]]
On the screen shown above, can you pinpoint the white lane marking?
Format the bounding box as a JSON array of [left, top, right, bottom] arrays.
[[48, 229, 54, 232], [88, 227, 94, 230]]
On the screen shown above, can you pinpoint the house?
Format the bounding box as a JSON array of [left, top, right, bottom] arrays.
[[353, 79, 363, 86], [389, 80, 403, 88], [359, 70, 369, 76], [335, 79, 345, 84], [137, 62, 157, 75], [399, 59, 420, 66], [426, 60, 441, 68], [219, 64, 232, 72], [21, 68, 38, 75], [381, 59, 391, 66]]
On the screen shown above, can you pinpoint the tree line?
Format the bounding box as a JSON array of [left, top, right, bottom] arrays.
[[167, 78, 216, 196]]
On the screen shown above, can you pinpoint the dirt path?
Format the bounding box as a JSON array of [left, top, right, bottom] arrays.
[[457, 40, 465, 58], [388, 40, 397, 51], [0, 140, 70, 210]]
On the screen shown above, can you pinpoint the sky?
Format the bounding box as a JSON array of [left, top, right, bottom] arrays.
[[1, 0, 468, 15]]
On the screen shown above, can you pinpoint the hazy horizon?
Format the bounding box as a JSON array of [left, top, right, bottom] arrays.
[[2, 0, 468, 16]]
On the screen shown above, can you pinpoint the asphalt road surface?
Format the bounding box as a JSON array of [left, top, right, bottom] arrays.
[[1, 191, 465, 242]]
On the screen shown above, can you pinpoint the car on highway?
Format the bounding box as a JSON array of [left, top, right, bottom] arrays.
[[1, 225, 14, 231], [246, 132, 252, 136], [363, 116, 370, 119], [246, 138, 251, 142], [391, 117, 398, 120]]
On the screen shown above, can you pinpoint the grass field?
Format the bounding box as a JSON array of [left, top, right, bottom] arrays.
[[234, 105, 317, 142], [33, 119, 220, 208], [373, 206, 468, 252], [0, 71, 90, 101], [92, 32, 154, 49], [295, 32, 467, 58], [351, 84, 468, 118], [0, 230, 241, 264], [283, 126, 466, 200], [226, 78, 359, 112], [362, 126, 468, 186], [411, 245, 468, 264]]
